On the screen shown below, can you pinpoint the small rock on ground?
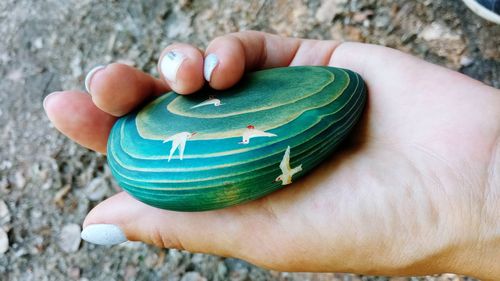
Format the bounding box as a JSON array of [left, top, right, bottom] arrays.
[[0, 228, 9, 254], [84, 177, 109, 201], [0, 199, 11, 231], [180, 271, 208, 281], [58, 223, 81, 253]]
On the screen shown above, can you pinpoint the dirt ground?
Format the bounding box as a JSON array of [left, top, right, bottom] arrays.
[[0, 0, 498, 280]]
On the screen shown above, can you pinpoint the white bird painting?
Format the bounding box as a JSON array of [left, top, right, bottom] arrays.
[[239, 125, 277, 144], [190, 95, 222, 109], [162, 132, 196, 162], [275, 146, 302, 185]]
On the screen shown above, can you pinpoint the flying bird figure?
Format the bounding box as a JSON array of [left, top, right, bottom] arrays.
[[191, 95, 222, 109], [163, 132, 196, 162], [275, 146, 302, 185], [239, 125, 277, 144]]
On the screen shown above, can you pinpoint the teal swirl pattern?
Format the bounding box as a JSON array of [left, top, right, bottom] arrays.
[[107, 66, 367, 211]]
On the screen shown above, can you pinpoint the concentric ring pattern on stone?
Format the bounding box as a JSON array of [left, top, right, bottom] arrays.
[[107, 66, 367, 211]]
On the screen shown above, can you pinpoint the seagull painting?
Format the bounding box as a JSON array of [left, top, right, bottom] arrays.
[[275, 146, 302, 185], [162, 132, 196, 162], [190, 95, 222, 109], [239, 125, 277, 144]]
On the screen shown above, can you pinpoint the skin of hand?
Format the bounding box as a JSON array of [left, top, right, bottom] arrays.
[[43, 31, 500, 280]]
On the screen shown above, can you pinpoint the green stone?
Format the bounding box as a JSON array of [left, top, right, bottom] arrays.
[[107, 66, 367, 211]]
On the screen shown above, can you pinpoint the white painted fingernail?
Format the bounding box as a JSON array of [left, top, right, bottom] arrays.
[[84, 65, 106, 94], [160, 51, 186, 82], [43, 91, 62, 112], [204, 54, 218, 82], [81, 224, 127, 246]]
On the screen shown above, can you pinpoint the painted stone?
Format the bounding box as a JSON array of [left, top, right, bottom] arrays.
[[107, 66, 367, 211]]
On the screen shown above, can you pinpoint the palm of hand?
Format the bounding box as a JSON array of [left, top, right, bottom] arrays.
[[234, 44, 499, 274]]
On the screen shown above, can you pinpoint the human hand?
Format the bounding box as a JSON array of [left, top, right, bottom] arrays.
[[43, 31, 500, 280]]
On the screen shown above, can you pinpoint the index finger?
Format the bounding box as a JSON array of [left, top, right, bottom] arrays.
[[203, 31, 342, 90]]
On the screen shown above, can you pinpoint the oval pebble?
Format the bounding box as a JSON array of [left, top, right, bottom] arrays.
[[0, 228, 8, 254], [107, 66, 367, 211]]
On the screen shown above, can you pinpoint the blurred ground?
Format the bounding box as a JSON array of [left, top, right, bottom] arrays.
[[0, 0, 498, 280]]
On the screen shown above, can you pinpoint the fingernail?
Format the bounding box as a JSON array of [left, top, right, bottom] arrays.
[[204, 54, 218, 82], [160, 51, 186, 82], [84, 65, 106, 94], [81, 224, 127, 246], [43, 91, 63, 112]]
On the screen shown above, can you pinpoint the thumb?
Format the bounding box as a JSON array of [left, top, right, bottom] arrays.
[[80, 192, 269, 260]]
